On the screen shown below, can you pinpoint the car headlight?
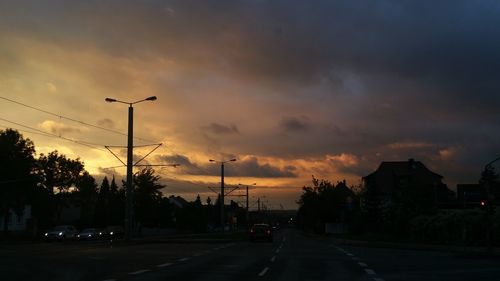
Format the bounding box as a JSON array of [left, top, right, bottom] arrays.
[[44, 233, 48, 236], [99, 232, 102, 235], [110, 231, 114, 235], [58, 232, 63, 236], [77, 235, 80, 237]]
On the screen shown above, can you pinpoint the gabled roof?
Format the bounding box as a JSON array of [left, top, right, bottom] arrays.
[[363, 159, 443, 180]]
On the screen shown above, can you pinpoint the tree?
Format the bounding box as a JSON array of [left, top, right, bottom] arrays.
[[480, 165, 500, 204], [74, 171, 98, 227], [0, 129, 37, 235], [296, 176, 356, 233], [37, 151, 86, 223], [133, 167, 165, 227]]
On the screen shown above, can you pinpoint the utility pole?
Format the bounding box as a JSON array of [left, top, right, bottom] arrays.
[[221, 161, 225, 232], [210, 158, 237, 233], [105, 96, 157, 241]]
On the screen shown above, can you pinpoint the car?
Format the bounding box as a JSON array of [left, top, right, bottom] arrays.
[[101, 225, 125, 240], [44, 225, 78, 241], [77, 228, 101, 240], [249, 223, 273, 242]]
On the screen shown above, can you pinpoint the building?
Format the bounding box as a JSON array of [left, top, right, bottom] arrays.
[[362, 158, 452, 205]]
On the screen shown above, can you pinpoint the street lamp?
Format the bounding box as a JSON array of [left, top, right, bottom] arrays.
[[105, 96, 157, 240], [209, 158, 237, 233]]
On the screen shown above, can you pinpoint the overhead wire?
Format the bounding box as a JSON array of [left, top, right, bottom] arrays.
[[0, 117, 108, 152], [0, 96, 158, 144]]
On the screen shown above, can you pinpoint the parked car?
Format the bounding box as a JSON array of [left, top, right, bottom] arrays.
[[101, 225, 125, 240], [44, 225, 78, 241], [249, 223, 273, 242], [77, 228, 101, 240]]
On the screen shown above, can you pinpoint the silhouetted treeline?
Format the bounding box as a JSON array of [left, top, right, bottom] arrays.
[[0, 129, 248, 236]]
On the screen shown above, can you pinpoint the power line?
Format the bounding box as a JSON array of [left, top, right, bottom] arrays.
[[0, 96, 158, 143], [0, 117, 107, 152]]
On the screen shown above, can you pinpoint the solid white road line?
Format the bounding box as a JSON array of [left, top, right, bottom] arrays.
[[129, 269, 151, 275], [258, 267, 269, 277], [358, 262, 368, 267], [373, 278, 385, 281], [156, 262, 173, 268], [271, 256, 276, 262], [178, 257, 190, 262], [365, 269, 376, 275]]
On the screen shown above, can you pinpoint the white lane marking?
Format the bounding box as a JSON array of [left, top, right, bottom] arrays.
[[258, 267, 269, 277], [129, 269, 151, 275], [271, 256, 276, 262], [358, 262, 368, 267], [275, 249, 280, 254], [365, 269, 376, 275], [178, 257, 189, 262], [283, 237, 286, 242], [351, 257, 359, 261], [102, 279, 116, 281], [156, 262, 172, 268], [373, 278, 385, 281], [193, 253, 202, 257]]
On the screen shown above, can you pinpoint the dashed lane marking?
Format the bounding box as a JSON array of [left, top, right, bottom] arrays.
[[193, 253, 202, 257], [271, 256, 276, 262], [365, 269, 376, 275], [128, 269, 151, 275], [178, 257, 190, 262], [258, 267, 269, 277], [275, 249, 280, 254], [102, 279, 116, 281], [156, 262, 173, 268], [351, 257, 359, 261], [373, 278, 385, 281], [346, 253, 354, 256], [358, 262, 368, 267]]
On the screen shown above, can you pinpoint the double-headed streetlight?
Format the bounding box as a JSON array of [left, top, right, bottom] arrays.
[[209, 158, 237, 232], [105, 96, 157, 240]]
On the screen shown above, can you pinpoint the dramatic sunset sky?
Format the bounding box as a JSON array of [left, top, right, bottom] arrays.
[[1, 1, 500, 209]]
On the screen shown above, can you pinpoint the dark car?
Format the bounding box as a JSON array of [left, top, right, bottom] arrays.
[[77, 228, 101, 240], [249, 223, 273, 242], [101, 225, 125, 240], [44, 225, 78, 241]]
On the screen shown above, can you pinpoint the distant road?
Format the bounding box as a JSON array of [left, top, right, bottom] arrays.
[[1, 228, 500, 281]]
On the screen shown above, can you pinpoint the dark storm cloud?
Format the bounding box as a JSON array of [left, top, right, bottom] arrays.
[[280, 116, 310, 132], [4, 1, 500, 102], [156, 154, 297, 178], [202, 123, 240, 135]]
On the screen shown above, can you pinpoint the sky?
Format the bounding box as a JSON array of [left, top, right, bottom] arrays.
[[1, 0, 500, 209]]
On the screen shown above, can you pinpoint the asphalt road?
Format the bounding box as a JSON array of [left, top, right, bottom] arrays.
[[1, 229, 500, 281]]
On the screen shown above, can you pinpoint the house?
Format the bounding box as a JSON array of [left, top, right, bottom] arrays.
[[169, 195, 188, 209], [362, 158, 451, 204], [0, 205, 32, 232]]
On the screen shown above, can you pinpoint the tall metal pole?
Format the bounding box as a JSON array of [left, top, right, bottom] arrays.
[[220, 162, 225, 233], [126, 105, 134, 241], [246, 185, 249, 227]]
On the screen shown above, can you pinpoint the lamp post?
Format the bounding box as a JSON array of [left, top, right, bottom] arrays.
[[209, 158, 237, 233], [105, 96, 157, 240]]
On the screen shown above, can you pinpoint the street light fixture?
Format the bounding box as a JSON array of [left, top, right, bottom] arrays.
[[105, 96, 157, 240], [209, 158, 237, 233]]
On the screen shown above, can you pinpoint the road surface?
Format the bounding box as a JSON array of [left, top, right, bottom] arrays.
[[1, 228, 499, 281]]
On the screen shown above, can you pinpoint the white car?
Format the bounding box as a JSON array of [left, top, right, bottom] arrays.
[[44, 225, 78, 241]]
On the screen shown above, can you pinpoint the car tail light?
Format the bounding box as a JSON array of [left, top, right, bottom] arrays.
[[250, 229, 255, 233], [266, 230, 271, 235]]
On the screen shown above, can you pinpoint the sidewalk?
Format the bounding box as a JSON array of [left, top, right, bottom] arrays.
[[331, 237, 500, 256]]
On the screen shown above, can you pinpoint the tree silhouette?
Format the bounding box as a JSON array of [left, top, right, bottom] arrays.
[[0, 129, 37, 235]]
